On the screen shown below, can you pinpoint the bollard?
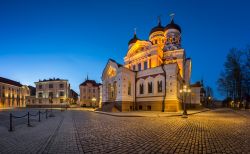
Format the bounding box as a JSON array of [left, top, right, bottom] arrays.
[[27, 112, 31, 127], [39, 110, 41, 122], [46, 110, 48, 119], [9, 113, 13, 132]]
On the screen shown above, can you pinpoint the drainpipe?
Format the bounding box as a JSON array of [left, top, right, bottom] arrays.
[[161, 64, 166, 112]]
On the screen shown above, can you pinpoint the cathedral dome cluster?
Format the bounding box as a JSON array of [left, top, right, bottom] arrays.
[[128, 17, 182, 51]]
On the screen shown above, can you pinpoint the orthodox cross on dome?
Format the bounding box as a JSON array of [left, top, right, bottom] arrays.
[[134, 28, 137, 35], [157, 15, 162, 25], [170, 13, 175, 21]]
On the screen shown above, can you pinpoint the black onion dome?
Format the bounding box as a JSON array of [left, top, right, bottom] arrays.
[[165, 19, 181, 33], [128, 34, 139, 45], [149, 22, 164, 35]]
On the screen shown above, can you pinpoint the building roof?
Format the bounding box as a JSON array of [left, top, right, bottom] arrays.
[[36, 78, 68, 83], [0, 77, 23, 87], [28, 86, 36, 96], [70, 89, 79, 96], [165, 19, 181, 33], [80, 79, 101, 87], [190, 81, 202, 88], [109, 58, 123, 67]]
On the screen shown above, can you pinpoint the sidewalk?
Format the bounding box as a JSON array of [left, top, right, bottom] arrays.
[[93, 108, 210, 117]]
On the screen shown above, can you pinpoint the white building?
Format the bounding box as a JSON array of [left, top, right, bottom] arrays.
[[101, 17, 192, 112], [26, 78, 71, 107]]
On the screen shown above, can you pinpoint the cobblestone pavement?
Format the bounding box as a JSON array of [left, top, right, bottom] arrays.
[[0, 109, 249, 154]]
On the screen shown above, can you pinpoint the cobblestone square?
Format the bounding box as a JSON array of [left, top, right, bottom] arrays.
[[0, 109, 249, 153]]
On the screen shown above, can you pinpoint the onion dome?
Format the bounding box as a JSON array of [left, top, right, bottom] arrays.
[[165, 19, 181, 33], [128, 33, 139, 45], [149, 21, 164, 35]]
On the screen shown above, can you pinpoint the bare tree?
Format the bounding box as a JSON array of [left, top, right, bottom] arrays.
[[217, 48, 245, 103]]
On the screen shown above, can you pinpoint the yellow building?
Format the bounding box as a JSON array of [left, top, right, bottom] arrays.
[[101, 17, 192, 112], [0, 77, 30, 108]]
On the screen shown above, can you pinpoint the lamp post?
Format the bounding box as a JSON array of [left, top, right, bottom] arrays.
[[180, 85, 191, 118], [208, 96, 212, 108], [92, 97, 96, 109], [49, 95, 55, 117]]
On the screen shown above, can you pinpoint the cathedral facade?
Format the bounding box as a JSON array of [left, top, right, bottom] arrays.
[[101, 17, 191, 112]]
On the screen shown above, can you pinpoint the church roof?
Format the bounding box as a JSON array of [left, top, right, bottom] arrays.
[[165, 19, 181, 33], [0, 77, 23, 87], [109, 59, 123, 67]]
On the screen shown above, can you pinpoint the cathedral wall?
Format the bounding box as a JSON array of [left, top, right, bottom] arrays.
[[136, 101, 163, 111]]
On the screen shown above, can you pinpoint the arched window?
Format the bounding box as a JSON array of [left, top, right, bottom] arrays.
[[158, 81, 162, 93], [139, 84, 144, 94], [128, 81, 131, 96], [148, 82, 153, 93]]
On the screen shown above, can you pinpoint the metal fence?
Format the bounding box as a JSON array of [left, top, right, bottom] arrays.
[[9, 110, 50, 132]]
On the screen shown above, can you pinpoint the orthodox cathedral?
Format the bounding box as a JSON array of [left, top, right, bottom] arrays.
[[101, 17, 191, 112]]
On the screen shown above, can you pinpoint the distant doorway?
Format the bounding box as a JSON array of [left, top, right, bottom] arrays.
[[147, 105, 151, 111], [139, 105, 142, 110]]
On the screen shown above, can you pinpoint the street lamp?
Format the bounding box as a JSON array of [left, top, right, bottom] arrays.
[[92, 97, 96, 109], [49, 95, 55, 117], [180, 85, 191, 118]]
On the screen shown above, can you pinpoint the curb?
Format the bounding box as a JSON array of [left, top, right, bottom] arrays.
[[93, 111, 144, 117], [92, 109, 211, 118]]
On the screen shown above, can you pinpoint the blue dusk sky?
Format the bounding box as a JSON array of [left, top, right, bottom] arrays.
[[0, 0, 250, 99]]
